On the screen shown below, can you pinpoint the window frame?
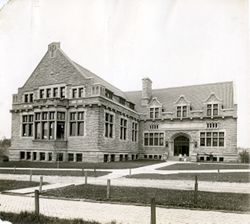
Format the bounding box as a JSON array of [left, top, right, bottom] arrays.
[[104, 111, 115, 139], [199, 131, 225, 148], [143, 131, 165, 147]]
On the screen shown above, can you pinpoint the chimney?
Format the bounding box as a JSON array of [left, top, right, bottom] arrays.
[[141, 77, 152, 106], [48, 42, 60, 58]]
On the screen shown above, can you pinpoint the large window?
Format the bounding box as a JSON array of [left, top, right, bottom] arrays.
[[22, 115, 33, 137], [34, 111, 64, 140], [24, 93, 33, 103], [120, 118, 127, 140], [177, 106, 187, 118], [200, 131, 224, 147], [104, 112, 114, 138], [207, 104, 219, 116], [144, 132, 164, 146], [69, 111, 85, 136], [149, 107, 160, 119], [132, 122, 138, 142]]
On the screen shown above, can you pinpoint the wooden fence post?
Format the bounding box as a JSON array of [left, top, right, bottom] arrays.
[[39, 176, 43, 192], [34, 190, 39, 215], [13, 166, 16, 174], [194, 175, 198, 206], [94, 168, 96, 177], [151, 197, 156, 224], [107, 179, 111, 199], [85, 170, 88, 185], [129, 168, 132, 176], [29, 169, 33, 182]]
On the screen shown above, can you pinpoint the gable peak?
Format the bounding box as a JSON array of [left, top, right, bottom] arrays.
[[48, 42, 60, 57]]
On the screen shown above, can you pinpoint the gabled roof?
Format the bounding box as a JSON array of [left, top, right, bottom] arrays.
[[21, 42, 129, 100], [73, 62, 128, 100], [125, 82, 234, 112]]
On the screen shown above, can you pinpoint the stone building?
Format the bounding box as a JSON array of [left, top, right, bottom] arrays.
[[9, 42, 238, 162]]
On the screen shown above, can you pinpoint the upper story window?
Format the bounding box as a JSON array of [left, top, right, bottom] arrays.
[[71, 87, 85, 99], [22, 114, 33, 137], [60, 87, 65, 98], [132, 122, 138, 142], [207, 104, 218, 116], [129, 103, 135, 110], [79, 88, 84, 98], [39, 89, 44, 99], [105, 89, 113, 99], [119, 97, 126, 105], [69, 111, 85, 136], [104, 112, 114, 138], [177, 106, 187, 118], [72, 89, 77, 98], [53, 88, 58, 98], [207, 122, 218, 129], [24, 93, 33, 103], [149, 107, 160, 119], [120, 118, 127, 140], [46, 89, 51, 98]]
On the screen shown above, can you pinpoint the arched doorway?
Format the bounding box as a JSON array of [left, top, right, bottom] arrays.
[[174, 136, 189, 156]]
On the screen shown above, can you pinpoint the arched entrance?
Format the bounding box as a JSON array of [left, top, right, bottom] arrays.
[[174, 136, 189, 156]]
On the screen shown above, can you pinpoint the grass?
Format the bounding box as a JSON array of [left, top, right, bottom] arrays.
[[127, 172, 250, 183], [0, 160, 162, 169], [157, 163, 250, 170], [0, 180, 39, 192], [43, 184, 250, 212], [0, 169, 110, 177], [0, 211, 106, 224]]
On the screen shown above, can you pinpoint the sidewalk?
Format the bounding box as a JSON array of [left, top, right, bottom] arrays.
[[1, 161, 250, 194], [0, 194, 249, 224]]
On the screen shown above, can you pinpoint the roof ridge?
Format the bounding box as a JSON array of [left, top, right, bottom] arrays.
[[125, 81, 233, 93]]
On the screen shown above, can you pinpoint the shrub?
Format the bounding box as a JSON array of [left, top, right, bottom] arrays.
[[239, 150, 250, 163]]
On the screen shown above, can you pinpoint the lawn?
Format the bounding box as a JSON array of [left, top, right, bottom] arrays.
[[0, 180, 40, 192], [157, 163, 250, 170], [0, 160, 162, 169], [0, 212, 103, 224], [127, 172, 250, 183], [0, 169, 110, 177], [43, 184, 250, 212]]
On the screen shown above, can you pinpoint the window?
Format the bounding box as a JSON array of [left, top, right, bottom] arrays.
[[132, 122, 138, 142], [22, 115, 33, 137], [69, 111, 85, 136], [79, 88, 84, 98], [144, 132, 164, 146], [20, 151, 25, 160], [34, 111, 63, 140], [46, 89, 51, 98], [105, 89, 113, 99], [207, 122, 218, 129], [76, 153, 82, 162], [60, 87, 65, 98], [40, 152, 45, 161], [177, 106, 188, 118], [72, 89, 77, 98], [120, 118, 127, 140], [48, 152, 52, 161], [24, 94, 29, 103], [207, 104, 219, 116], [150, 124, 159, 130], [40, 89, 44, 99], [53, 88, 58, 98], [129, 103, 135, 110], [149, 107, 160, 119], [68, 153, 74, 162], [104, 112, 114, 138], [200, 131, 224, 147], [119, 97, 126, 105], [30, 94, 33, 102]]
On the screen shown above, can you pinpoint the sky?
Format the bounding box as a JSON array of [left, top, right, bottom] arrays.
[[0, 0, 249, 147]]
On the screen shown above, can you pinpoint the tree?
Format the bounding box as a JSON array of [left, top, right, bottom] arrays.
[[0, 137, 11, 158]]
